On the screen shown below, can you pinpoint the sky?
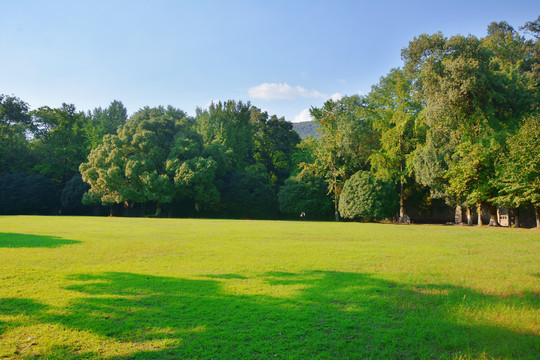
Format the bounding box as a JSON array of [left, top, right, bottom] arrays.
[[1, 1, 539, 123]]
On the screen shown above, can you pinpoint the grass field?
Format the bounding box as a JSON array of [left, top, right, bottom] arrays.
[[0, 216, 538, 359]]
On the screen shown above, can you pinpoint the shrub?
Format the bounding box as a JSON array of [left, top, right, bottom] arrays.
[[0, 173, 59, 214], [221, 170, 278, 219], [278, 175, 333, 219], [61, 174, 91, 214], [338, 171, 398, 221]]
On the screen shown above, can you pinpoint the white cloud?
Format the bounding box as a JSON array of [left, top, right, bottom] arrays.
[[357, 90, 367, 96], [249, 83, 325, 100], [329, 92, 342, 101], [292, 108, 313, 123]]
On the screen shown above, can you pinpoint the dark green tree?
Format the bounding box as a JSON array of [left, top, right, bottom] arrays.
[[368, 68, 423, 223], [86, 100, 128, 148], [0, 95, 35, 177], [338, 170, 398, 222], [498, 114, 540, 227], [60, 174, 91, 215], [0, 173, 59, 215], [196, 100, 255, 170], [31, 104, 90, 189], [403, 26, 534, 225], [278, 172, 332, 220], [221, 166, 278, 219], [252, 109, 301, 185], [309, 95, 378, 220], [81, 106, 221, 216], [81, 106, 187, 214]]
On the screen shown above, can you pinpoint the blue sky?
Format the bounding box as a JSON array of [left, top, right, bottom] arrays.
[[1, 0, 538, 122]]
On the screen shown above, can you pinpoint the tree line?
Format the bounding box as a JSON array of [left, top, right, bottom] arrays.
[[1, 17, 539, 226]]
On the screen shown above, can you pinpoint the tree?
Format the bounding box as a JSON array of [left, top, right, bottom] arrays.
[[498, 114, 540, 227], [368, 68, 422, 222], [81, 106, 221, 216], [60, 174, 91, 215], [0, 95, 35, 177], [278, 172, 332, 220], [252, 110, 301, 186], [338, 170, 398, 222], [166, 132, 220, 213], [403, 29, 533, 225], [196, 100, 255, 170], [81, 106, 186, 214], [31, 104, 90, 189], [86, 100, 128, 148], [309, 95, 378, 221], [520, 16, 540, 98], [0, 173, 58, 215], [221, 166, 278, 219]]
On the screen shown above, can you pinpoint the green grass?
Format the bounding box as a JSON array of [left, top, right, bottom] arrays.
[[0, 216, 538, 359]]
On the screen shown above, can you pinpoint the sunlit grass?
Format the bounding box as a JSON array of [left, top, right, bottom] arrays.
[[0, 216, 538, 359]]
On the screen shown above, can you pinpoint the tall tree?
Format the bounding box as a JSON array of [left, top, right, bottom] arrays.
[[196, 100, 254, 170], [368, 68, 422, 222], [31, 104, 90, 189], [0, 95, 34, 177], [403, 28, 534, 225], [498, 114, 540, 227], [81, 106, 186, 214], [251, 109, 301, 186], [81, 106, 221, 215], [86, 100, 128, 148], [309, 95, 378, 220], [520, 16, 540, 100]]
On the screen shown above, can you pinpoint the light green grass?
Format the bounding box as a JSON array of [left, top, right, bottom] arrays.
[[0, 216, 538, 359]]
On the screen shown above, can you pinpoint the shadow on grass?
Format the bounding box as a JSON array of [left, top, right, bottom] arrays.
[[0, 271, 537, 359], [0, 233, 81, 248]]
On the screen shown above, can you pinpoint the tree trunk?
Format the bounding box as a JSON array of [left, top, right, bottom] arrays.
[[334, 193, 339, 222], [477, 202, 483, 226], [155, 201, 162, 217], [466, 207, 473, 226], [398, 178, 409, 223], [488, 204, 500, 226], [514, 207, 520, 228], [535, 204, 540, 228], [455, 205, 463, 225]]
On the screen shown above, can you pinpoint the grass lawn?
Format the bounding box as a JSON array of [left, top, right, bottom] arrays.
[[0, 216, 538, 359]]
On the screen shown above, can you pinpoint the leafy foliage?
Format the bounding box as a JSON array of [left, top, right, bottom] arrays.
[[338, 171, 398, 222], [252, 110, 301, 186], [31, 104, 90, 189], [221, 167, 278, 219], [85, 100, 128, 148], [0, 95, 35, 177], [368, 68, 422, 221], [60, 174, 91, 214], [497, 114, 540, 225], [309, 95, 378, 219], [0, 173, 59, 214], [278, 173, 333, 219]]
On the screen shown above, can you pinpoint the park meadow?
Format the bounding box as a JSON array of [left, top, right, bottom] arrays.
[[0, 216, 538, 359]]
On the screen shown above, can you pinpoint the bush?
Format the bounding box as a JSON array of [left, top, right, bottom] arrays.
[[278, 175, 333, 219], [221, 170, 278, 219], [338, 171, 398, 222], [0, 173, 59, 214], [61, 174, 91, 214]]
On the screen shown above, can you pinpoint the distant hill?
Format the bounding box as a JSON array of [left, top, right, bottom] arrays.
[[292, 120, 320, 139]]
